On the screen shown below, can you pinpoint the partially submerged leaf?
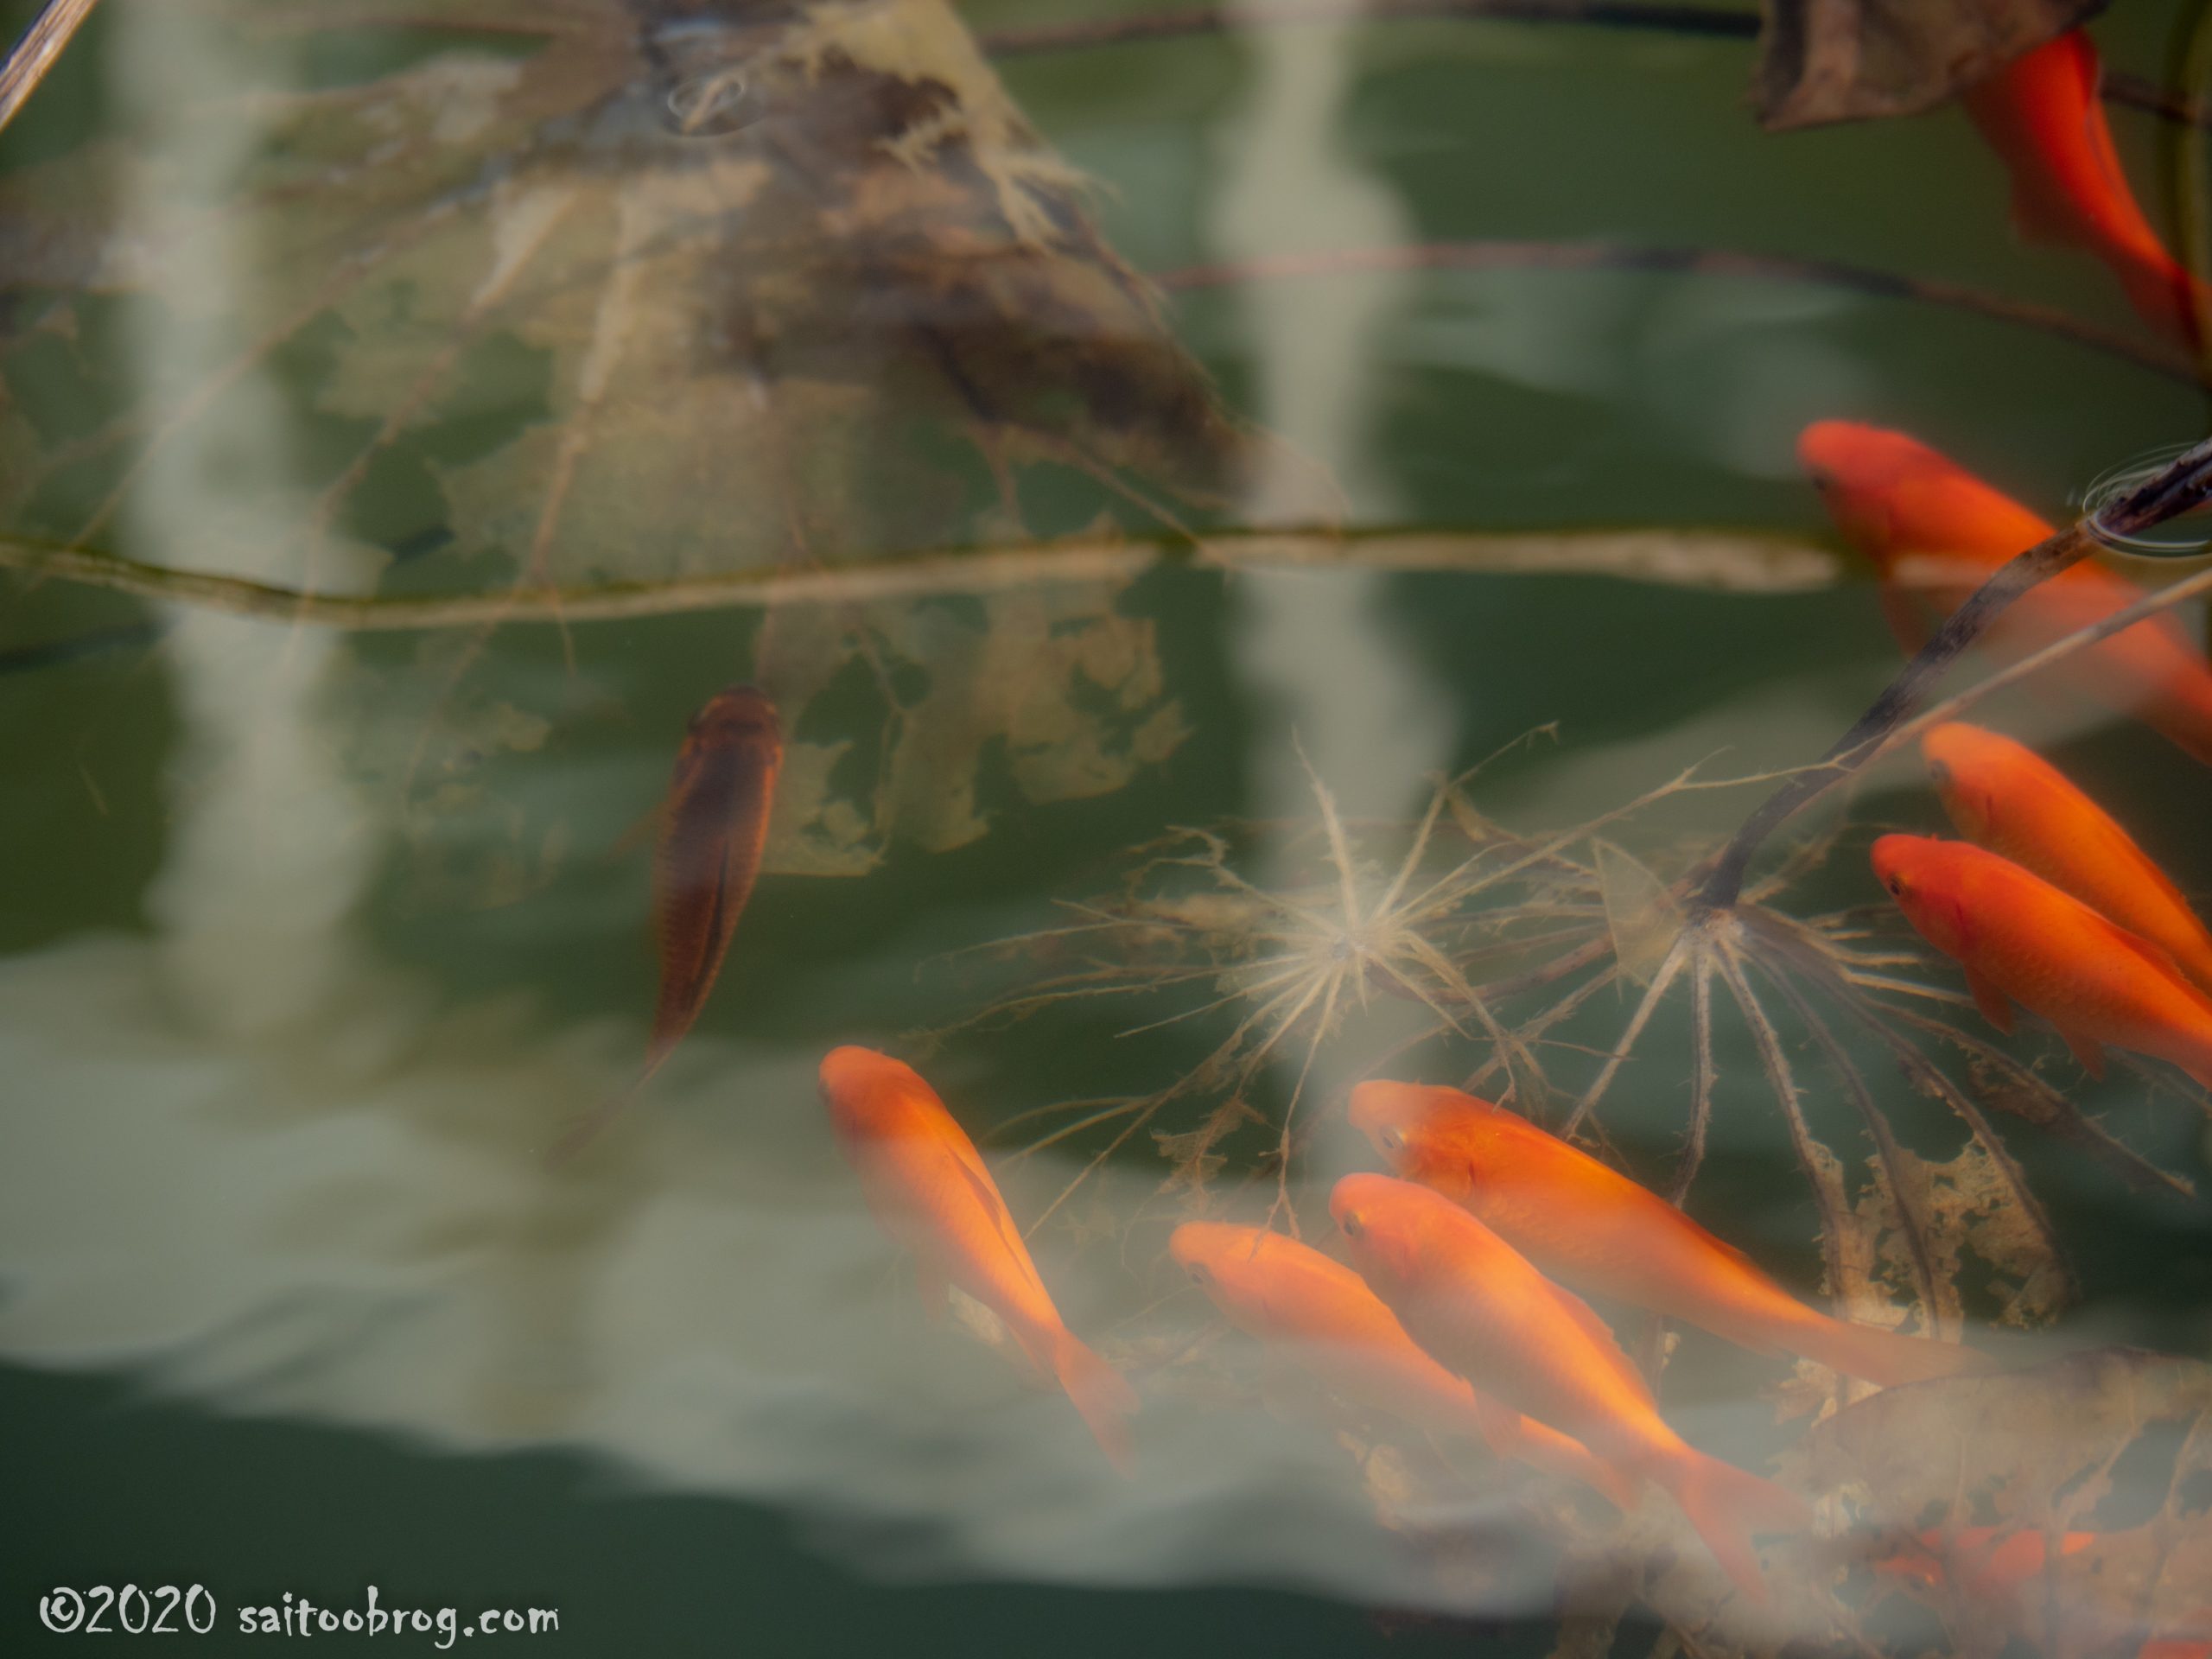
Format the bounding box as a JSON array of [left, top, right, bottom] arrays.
[[0, 0, 1245, 866], [1753, 0, 2107, 130], [1, 0, 1249, 583]]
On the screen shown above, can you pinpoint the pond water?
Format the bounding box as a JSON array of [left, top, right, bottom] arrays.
[[4, 1, 2212, 1654]]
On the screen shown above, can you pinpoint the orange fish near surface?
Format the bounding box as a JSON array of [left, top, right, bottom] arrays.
[[1797, 421, 2212, 766], [1873, 834, 2212, 1087], [1962, 29, 2208, 346], [1168, 1221, 1628, 1505], [1348, 1081, 1988, 1389], [819, 1046, 1138, 1470], [553, 686, 781, 1160], [1923, 722, 2212, 995], [1876, 1524, 2094, 1599], [1331, 1173, 1808, 1599]]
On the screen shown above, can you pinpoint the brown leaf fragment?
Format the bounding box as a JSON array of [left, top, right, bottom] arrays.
[[1753, 0, 2107, 131]]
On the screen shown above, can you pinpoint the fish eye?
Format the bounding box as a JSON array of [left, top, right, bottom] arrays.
[[1339, 1210, 1366, 1240], [1184, 1262, 1210, 1284], [1379, 1127, 1405, 1152], [1928, 760, 1950, 787], [1885, 875, 1904, 896]]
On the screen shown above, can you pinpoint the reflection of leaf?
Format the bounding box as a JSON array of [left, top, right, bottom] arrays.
[[1800, 1350, 2212, 1653], [1754, 0, 2105, 130]]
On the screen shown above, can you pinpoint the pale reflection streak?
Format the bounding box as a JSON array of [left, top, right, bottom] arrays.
[[1212, 0, 1455, 1173]]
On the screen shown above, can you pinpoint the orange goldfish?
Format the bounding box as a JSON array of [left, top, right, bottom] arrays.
[[819, 1046, 1138, 1469], [1872, 833, 2212, 1087], [2142, 1620, 2212, 1659], [1798, 421, 2212, 766], [1169, 1221, 1628, 1504], [554, 686, 781, 1160], [1876, 1524, 2094, 1599], [1331, 1173, 1808, 1599], [1962, 29, 2207, 346], [1348, 1081, 1987, 1388], [1923, 722, 2212, 995]]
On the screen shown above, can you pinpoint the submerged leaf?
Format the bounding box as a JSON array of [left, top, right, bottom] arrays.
[[1801, 1350, 2212, 1652], [1754, 0, 2107, 130], [0, 0, 1246, 868]]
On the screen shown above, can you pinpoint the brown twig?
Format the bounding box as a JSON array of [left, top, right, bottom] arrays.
[[985, 2, 2212, 134], [0, 526, 1836, 630], [1696, 429, 2212, 910], [981, 0, 1754, 57], [1157, 241, 2199, 386], [0, 0, 100, 137]]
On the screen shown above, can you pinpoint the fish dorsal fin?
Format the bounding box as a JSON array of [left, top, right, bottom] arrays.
[[1545, 1278, 1653, 1409], [2082, 810, 2202, 920], [2076, 902, 2212, 1007]]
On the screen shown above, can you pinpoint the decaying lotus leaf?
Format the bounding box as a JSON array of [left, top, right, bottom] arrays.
[[1753, 0, 2107, 130], [0, 0, 1245, 869], [0, 0, 1249, 579], [1853, 1137, 2069, 1332], [1800, 1349, 2212, 1653]]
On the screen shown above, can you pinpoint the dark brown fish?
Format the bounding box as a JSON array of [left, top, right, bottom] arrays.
[[553, 684, 781, 1160]]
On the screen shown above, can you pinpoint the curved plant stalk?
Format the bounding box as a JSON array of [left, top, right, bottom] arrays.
[[0, 526, 1838, 629], [1699, 433, 2212, 909]]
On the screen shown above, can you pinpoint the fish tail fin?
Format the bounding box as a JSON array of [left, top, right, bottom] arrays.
[[1663, 1452, 1810, 1604], [1802, 1319, 1999, 1389], [1473, 1395, 1638, 1511], [545, 1075, 654, 1168], [1052, 1328, 1139, 1475], [2113, 250, 2212, 350]]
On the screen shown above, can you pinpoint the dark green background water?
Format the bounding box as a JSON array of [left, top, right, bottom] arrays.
[[5, 0, 2212, 1651]]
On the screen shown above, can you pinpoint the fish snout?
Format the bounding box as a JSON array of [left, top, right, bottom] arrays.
[[1347, 1081, 1413, 1158], [1165, 1223, 1217, 1286], [1868, 834, 1917, 901]]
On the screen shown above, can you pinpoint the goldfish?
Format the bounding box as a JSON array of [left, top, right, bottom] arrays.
[[818, 1046, 1138, 1469], [1798, 420, 2212, 766], [1923, 722, 2212, 995], [1169, 1221, 1628, 1504], [1962, 30, 2207, 346], [2142, 1623, 2212, 1659], [553, 685, 781, 1160], [1872, 833, 2212, 1087], [1348, 1080, 1986, 1388], [1876, 1524, 2094, 1599], [1332, 1173, 1808, 1599]]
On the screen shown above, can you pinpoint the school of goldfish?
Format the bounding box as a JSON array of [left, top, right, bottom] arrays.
[[532, 22, 2212, 1646]]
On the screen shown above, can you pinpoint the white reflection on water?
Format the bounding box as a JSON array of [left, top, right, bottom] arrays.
[[1211, 0, 1453, 1184]]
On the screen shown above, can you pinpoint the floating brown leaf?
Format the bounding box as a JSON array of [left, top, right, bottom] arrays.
[[1754, 0, 2107, 130]]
